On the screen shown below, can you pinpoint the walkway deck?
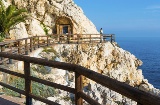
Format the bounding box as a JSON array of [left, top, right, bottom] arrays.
[[0, 95, 25, 105]]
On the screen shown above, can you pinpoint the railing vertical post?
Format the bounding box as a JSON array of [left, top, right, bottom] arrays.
[[68, 34, 70, 44], [77, 34, 79, 44], [9, 43, 12, 64], [33, 37, 36, 50], [30, 38, 33, 52], [111, 34, 113, 43], [25, 39, 28, 55], [0, 45, 5, 52], [90, 34, 91, 43], [113, 34, 115, 42], [24, 61, 32, 105], [18, 41, 21, 54], [47, 36, 49, 46], [0, 45, 5, 63], [75, 72, 83, 105], [38, 36, 40, 48]]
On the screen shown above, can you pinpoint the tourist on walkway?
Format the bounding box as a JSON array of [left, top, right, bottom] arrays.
[[100, 28, 104, 41], [100, 28, 103, 34]]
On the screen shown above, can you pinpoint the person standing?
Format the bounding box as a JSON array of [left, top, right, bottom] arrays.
[[100, 28, 103, 42], [100, 28, 103, 34]]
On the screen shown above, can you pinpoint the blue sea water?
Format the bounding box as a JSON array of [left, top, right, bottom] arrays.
[[116, 37, 160, 89]]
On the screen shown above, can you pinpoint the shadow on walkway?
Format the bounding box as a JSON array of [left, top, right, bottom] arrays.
[[0, 95, 24, 105]]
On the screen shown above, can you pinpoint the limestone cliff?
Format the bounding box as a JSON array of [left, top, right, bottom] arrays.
[[30, 42, 159, 105], [4, 0, 98, 39], [50, 43, 143, 86]]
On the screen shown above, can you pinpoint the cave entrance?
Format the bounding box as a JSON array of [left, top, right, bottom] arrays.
[[55, 16, 73, 35]]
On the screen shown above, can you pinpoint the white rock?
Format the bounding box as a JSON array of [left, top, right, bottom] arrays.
[[28, 19, 45, 36]]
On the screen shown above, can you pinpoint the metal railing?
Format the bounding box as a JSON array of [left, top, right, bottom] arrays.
[[0, 52, 160, 105]]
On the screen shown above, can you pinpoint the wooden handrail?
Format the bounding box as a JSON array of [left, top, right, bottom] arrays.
[[0, 52, 160, 105], [0, 34, 115, 64]]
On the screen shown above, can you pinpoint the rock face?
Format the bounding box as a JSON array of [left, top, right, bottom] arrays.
[[25, 43, 142, 105], [4, 0, 98, 39], [30, 42, 159, 105], [51, 42, 143, 86]]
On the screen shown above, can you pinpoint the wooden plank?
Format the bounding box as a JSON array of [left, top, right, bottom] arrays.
[[30, 76, 75, 94], [0, 67, 25, 78], [17, 41, 21, 54], [24, 62, 32, 105], [0, 82, 25, 95], [75, 72, 83, 105], [0, 95, 25, 105], [30, 38, 33, 52], [29, 94, 60, 105], [25, 39, 28, 55]]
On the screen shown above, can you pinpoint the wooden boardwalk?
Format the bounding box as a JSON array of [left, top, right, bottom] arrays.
[[0, 95, 24, 105], [0, 34, 115, 64], [0, 34, 160, 105]]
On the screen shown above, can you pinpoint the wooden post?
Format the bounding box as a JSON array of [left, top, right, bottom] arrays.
[[25, 39, 28, 55], [68, 34, 70, 44], [47, 36, 49, 46], [33, 37, 36, 50], [0, 45, 5, 52], [113, 34, 115, 42], [18, 41, 21, 54], [30, 38, 33, 52], [77, 34, 79, 44], [90, 34, 91, 43], [111, 34, 113, 43], [38, 36, 40, 48], [0, 45, 5, 63], [75, 72, 83, 105], [9, 43, 12, 64], [24, 61, 32, 105]]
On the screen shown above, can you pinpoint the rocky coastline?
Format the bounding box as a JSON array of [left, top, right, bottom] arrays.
[[29, 42, 159, 105], [0, 0, 160, 105]]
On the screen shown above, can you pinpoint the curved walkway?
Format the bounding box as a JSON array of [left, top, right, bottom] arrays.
[[0, 95, 24, 105]]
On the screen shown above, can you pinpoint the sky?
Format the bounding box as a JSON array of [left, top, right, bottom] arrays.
[[74, 0, 160, 37]]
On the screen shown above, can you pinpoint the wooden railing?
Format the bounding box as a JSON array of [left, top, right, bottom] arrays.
[[0, 34, 115, 64], [0, 52, 160, 105]]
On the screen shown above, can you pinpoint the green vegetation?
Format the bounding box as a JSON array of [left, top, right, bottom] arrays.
[[3, 76, 25, 97], [32, 81, 56, 98], [3, 76, 56, 98], [41, 23, 49, 35], [0, 1, 28, 40], [43, 47, 59, 57], [32, 65, 51, 74]]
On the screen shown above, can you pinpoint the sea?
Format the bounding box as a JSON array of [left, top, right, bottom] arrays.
[[116, 37, 160, 89]]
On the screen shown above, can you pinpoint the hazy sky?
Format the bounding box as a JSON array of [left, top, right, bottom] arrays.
[[74, 0, 160, 37]]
